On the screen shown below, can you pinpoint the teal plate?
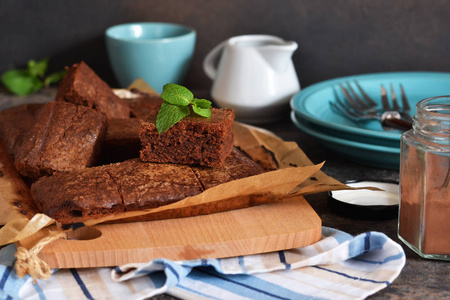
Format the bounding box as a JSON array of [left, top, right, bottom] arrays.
[[290, 111, 400, 169], [290, 71, 450, 147]]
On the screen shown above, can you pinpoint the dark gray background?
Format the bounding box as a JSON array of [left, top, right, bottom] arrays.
[[1, 0, 450, 91]]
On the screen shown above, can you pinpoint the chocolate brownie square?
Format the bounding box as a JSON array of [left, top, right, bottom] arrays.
[[192, 147, 265, 190], [139, 108, 235, 167], [0, 103, 42, 159], [31, 166, 124, 222], [15, 101, 107, 179], [56, 61, 130, 119]]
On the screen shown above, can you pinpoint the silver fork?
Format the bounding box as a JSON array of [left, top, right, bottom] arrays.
[[330, 83, 413, 131]]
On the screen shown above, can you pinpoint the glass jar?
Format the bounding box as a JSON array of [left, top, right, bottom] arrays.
[[398, 96, 450, 261]]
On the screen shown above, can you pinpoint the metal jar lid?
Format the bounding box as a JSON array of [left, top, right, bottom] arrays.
[[328, 179, 399, 220]]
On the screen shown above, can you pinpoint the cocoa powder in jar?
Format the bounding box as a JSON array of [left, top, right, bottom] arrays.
[[398, 96, 450, 260]]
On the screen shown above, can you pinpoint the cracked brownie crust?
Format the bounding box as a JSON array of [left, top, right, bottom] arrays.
[[31, 166, 124, 221], [0, 103, 43, 159], [192, 147, 265, 190], [14, 101, 107, 180]]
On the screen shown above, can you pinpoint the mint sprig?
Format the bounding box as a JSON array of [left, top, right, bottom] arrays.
[[1, 58, 66, 96], [156, 83, 212, 134]]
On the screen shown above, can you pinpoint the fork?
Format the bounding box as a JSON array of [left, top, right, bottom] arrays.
[[330, 83, 413, 131]]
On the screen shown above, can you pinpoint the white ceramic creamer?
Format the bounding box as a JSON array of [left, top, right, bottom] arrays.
[[203, 35, 300, 123]]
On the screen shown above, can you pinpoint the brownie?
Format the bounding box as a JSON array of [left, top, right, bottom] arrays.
[[96, 92, 164, 164], [15, 101, 107, 179], [0, 103, 42, 159], [97, 118, 142, 164], [31, 158, 204, 223], [55, 61, 130, 119], [31, 166, 124, 222], [140, 108, 235, 167], [192, 147, 265, 190], [30, 148, 265, 224], [125, 91, 163, 121]]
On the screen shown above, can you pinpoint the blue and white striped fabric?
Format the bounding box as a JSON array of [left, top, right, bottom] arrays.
[[0, 227, 405, 300]]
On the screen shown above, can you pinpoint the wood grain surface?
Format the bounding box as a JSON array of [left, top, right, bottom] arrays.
[[17, 196, 321, 269]]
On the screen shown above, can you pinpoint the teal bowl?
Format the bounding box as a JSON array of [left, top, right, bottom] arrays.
[[105, 22, 196, 93]]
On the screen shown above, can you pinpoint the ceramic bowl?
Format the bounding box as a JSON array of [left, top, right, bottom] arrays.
[[105, 22, 196, 93]]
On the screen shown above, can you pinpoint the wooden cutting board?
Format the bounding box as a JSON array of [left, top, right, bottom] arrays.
[[17, 196, 321, 269]]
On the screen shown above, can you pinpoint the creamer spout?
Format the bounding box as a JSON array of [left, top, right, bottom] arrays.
[[258, 40, 298, 73]]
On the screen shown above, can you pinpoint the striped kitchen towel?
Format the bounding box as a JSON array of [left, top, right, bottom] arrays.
[[0, 227, 405, 300]]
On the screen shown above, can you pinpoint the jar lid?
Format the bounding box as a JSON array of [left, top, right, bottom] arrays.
[[328, 179, 399, 220]]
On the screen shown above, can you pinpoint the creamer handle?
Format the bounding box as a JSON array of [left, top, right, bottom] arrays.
[[203, 40, 227, 80]]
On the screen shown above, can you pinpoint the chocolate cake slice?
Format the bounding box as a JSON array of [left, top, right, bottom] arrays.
[[15, 101, 107, 180], [139, 108, 235, 167], [56, 61, 130, 119]]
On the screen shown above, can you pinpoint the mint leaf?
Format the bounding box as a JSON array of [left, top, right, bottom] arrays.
[[160, 83, 193, 106], [156, 84, 213, 133], [192, 98, 212, 117], [156, 101, 190, 134], [1, 69, 43, 95], [1, 58, 64, 95], [44, 70, 67, 86], [28, 58, 48, 77], [193, 98, 212, 109], [192, 105, 212, 118]]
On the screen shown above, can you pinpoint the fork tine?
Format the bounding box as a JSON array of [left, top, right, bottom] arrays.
[[354, 81, 377, 107], [399, 84, 411, 112], [390, 84, 401, 111], [339, 84, 363, 112], [332, 88, 362, 120], [380, 85, 390, 111], [346, 82, 371, 109]]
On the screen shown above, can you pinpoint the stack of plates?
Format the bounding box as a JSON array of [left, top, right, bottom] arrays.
[[290, 72, 450, 169]]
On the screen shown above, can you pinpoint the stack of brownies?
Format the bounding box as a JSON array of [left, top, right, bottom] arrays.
[[0, 62, 266, 225]]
